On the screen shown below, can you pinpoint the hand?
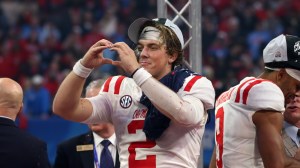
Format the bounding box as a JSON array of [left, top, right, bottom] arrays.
[[80, 39, 116, 69], [294, 149, 300, 161], [110, 42, 140, 74]]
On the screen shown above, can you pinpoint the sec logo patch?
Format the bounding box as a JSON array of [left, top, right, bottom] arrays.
[[120, 95, 132, 108]]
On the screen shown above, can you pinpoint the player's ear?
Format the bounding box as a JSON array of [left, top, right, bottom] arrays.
[[168, 53, 178, 64], [276, 69, 286, 81]]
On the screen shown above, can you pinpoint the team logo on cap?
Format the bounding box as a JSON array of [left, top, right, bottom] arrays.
[[275, 51, 281, 58], [294, 41, 300, 55], [120, 95, 132, 108]]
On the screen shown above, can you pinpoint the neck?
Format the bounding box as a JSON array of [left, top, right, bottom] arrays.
[[0, 108, 17, 121], [257, 71, 279, 85], [0, 115, 14, 121], [97, 133, 114, 139]]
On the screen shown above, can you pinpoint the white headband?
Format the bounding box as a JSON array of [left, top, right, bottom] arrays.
[[139, 26, 162, 42]]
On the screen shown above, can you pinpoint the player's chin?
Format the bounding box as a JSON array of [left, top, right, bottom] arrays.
[[141, 66, 151, 72]]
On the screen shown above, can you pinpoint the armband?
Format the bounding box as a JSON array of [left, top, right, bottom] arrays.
[[132, 67, 152, 86], [130, 67, 141, 78], [72, 59, 93, 78]]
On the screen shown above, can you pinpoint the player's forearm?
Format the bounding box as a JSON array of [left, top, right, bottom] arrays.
[[258, 135, 285, 167], [134, 69, 204, 125], [254, 112, 285, 168], [53, 71, 86, 119]]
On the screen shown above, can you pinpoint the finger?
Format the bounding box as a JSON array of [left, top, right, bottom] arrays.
[[82, 46, 109, 66], [116, 42, 132, 50], [91, 39, 113, 48], [89, 46, 110, 55], [111, 60, 122, 66], [111, 61, 124, 70], [111, 42, 122, 48], [109, 47, 120, 53], [111, 42, 130, 51], [101, 58, 114, 65]]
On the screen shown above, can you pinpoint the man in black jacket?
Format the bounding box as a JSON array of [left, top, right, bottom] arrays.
[[0, 78, 50, 168], [53, 79, 120, 168]]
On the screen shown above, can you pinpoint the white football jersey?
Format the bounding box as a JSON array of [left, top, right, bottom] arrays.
[[83, 75, 215, 168], [214, 77, 285, 168]]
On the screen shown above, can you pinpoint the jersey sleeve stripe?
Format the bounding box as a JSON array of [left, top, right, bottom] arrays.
[[103, 76, 113, 92], [184, 76, 202, 92], [216, 107, 224, 168], [234, 78, 255, 103], [114, 76, 126, 94], [242, 80, 264, 104]]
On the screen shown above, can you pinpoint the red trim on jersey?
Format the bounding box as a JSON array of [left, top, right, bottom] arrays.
[[242, 79, 264, 104], [234, 78, 255, 103], [216, 107, 224, 168], [215, 86, 235, 107], [114, 76, 125, 94], [184, 76, 202, 92], [103, 76, 113, 92], [227, 87, 235, 100]]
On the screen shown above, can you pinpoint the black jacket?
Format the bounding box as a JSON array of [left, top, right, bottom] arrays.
[[0, 117, 50, 168], [53, 131, 120, 168]]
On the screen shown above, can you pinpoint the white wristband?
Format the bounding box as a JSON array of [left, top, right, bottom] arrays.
[[132, 67, 152, 86], [72, 59, 93, 78]]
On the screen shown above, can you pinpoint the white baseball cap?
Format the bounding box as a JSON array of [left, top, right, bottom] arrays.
[[128, 18, 184, 49], [263, 34, 300, 81], [32, 75, 43, 85]]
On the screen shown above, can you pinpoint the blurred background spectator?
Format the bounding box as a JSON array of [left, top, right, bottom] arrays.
[[1, 0, 297, 100], [23, 74, 51, 119], [1, 0, 300, 167]]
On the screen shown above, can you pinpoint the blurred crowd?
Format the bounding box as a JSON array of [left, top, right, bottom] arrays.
[[0, 0, 299, 119]]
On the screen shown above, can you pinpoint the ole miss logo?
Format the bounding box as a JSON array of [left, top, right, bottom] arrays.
[[294, 41, 300, 55], [120, 95, 132, 108]]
